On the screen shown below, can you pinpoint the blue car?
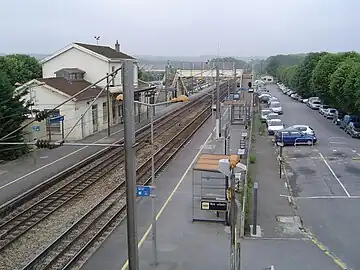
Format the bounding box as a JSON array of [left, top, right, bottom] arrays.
[[274, 129, 317, 146]]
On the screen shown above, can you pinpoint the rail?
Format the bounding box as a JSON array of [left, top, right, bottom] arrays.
[[19, 89, 228, 269], [0, 89, 219, 251], [0, 84, 225, 218]]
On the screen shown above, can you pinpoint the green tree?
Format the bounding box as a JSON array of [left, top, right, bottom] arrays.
[[296, 52, 328, 97], [310, 53, 344, 103], [0, 54, 42, 86], [265, 54, 305, 78], [329, 59, 357, 109], [343, 62, 360, 113], [0, 72, 30, 160]]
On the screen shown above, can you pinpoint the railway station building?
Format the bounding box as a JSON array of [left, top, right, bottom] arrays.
[[15, 41, 152, 141]]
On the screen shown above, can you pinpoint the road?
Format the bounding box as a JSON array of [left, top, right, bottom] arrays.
[[268, 84, 360, 270]]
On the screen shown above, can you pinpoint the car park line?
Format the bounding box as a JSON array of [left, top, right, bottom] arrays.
[[318, 152, 351, 197]]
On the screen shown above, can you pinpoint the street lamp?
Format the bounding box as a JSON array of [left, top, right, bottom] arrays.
[[116, 93, 189, 266], [218, 156, 247, 270]]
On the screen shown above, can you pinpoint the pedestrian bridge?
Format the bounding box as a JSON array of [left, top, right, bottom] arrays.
[[177, 69, 243, 78]]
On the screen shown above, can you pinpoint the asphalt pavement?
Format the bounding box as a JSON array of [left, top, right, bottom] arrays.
[[267, 84, 360, 270]]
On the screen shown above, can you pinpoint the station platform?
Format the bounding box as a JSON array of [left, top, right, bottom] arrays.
[[0, 101, 191, 206], [82, 105, 248, 270]]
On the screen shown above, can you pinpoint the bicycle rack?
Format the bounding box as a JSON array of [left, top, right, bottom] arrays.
[[294, 137, 314, 147]]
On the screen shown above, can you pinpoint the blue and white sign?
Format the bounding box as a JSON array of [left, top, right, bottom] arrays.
[[32, 126, 40, 132], [49, 115, 64, 124], [136, 185, 151, 197]]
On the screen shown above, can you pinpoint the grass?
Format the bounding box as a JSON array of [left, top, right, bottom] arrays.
[[243, 111, 261, 234]]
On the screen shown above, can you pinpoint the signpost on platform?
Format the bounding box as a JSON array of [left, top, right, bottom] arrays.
[[116, 94, 189, 267]]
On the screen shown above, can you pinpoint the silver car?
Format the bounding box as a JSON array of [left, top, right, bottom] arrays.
[[309, 100, 321, 110], [269, 101, 283, 114], [324, 108, 337, 119], [260, 109, 272, 123]]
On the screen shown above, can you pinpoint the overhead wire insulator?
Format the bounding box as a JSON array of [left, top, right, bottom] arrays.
[[35, 139, 59, 149]]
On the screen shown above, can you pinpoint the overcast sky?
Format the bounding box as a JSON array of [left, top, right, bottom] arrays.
[[1, 0, 359, 57]]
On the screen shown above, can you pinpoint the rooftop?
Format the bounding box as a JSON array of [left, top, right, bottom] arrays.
[[75, 43, 135, 60], [38, 77, 106, 101]]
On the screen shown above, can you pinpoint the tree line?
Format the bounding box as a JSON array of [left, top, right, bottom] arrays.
[[0, 54, 42, 161], [265, 51, 360, 113]]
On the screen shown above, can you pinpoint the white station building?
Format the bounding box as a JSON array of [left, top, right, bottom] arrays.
[[16, 41, 150, 141]]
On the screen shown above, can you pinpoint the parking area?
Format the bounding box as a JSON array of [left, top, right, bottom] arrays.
[[281, 143, 360, 198], [263, 83, 360, 269]]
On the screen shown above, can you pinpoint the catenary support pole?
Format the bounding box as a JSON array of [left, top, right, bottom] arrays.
[[216, 61, 221, 139], [106, 73, 111, 136], [123, 59, 139, 270], [150, 105, 158, 266]]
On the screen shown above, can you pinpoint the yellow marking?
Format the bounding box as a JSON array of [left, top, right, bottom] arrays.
[[120, 130, 213, 270], [282, 165, 348, 270]]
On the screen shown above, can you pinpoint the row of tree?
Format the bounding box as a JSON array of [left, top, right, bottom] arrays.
[[265, 51, 360, 113], [0, 54, 42, 161]]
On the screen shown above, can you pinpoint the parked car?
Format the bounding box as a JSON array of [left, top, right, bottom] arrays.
[[260, 109, 272, 123], [344, 122, 360, 138], [340, 115, 360, 129], [274, 130, 317, 146], [306, 97, 320, 107], [319, 105, 330, 115], [302, 98, 308, 103], [287, 90, 295, 96], [332, 109, 346, 125], [309, 100, 321, 110], [266, 113, 280, 126], [267, 96, 279, 106], [290, 93, 297, 99], [269, 101, 283, 114], [323, 108, 337, 119], [259, 93, 271, 103], [267, 119, 285, 135], [286, 125, 315, 135]]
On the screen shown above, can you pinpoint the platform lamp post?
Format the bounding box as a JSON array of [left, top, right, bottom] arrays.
[[116, 93, 189, 267], [218, 156, 247, 270]]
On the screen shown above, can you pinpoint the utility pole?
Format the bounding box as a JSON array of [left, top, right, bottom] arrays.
[[106, 73, 111, 136], [164, 60, 170, 103], [123, 60, 139, 270], [216, 60, 221, 140], [233, 62, 237, 94]]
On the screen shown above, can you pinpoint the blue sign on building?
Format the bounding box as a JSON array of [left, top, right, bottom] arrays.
[[136, 185, 151, 197], [32, 126, 40, 132], [49, 115, 64, 124]]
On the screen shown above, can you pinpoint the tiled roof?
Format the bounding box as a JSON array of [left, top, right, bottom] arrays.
[[56, 68, 85, 73], [38, 77, 107, 101], [75, 43, 135, 60]]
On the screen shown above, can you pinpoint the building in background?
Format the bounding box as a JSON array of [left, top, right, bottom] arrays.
[[15, 41, 150, 141]]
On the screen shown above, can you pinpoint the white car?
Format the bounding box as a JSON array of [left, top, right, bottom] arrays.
[[267, 96, 279, 105], [269, 101, 283, 114], [266, 113, 280, 126], [288, 125, 315, 135], [267, 119, 284, 135]]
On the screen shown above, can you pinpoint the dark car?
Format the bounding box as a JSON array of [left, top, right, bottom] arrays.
[[345, 122, 360, 138], [332, 110, 346, 125], [340, 115, 360, 129], [274, 130, 317, 146]]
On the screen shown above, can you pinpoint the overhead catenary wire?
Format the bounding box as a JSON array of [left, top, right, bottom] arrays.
[[0, 66, 122, 142]]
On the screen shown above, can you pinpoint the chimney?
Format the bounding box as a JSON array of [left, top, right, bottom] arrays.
[[115, 40, 120, 52]]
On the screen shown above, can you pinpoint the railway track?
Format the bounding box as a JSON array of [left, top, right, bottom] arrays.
[[0, 86, 228, 270]]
